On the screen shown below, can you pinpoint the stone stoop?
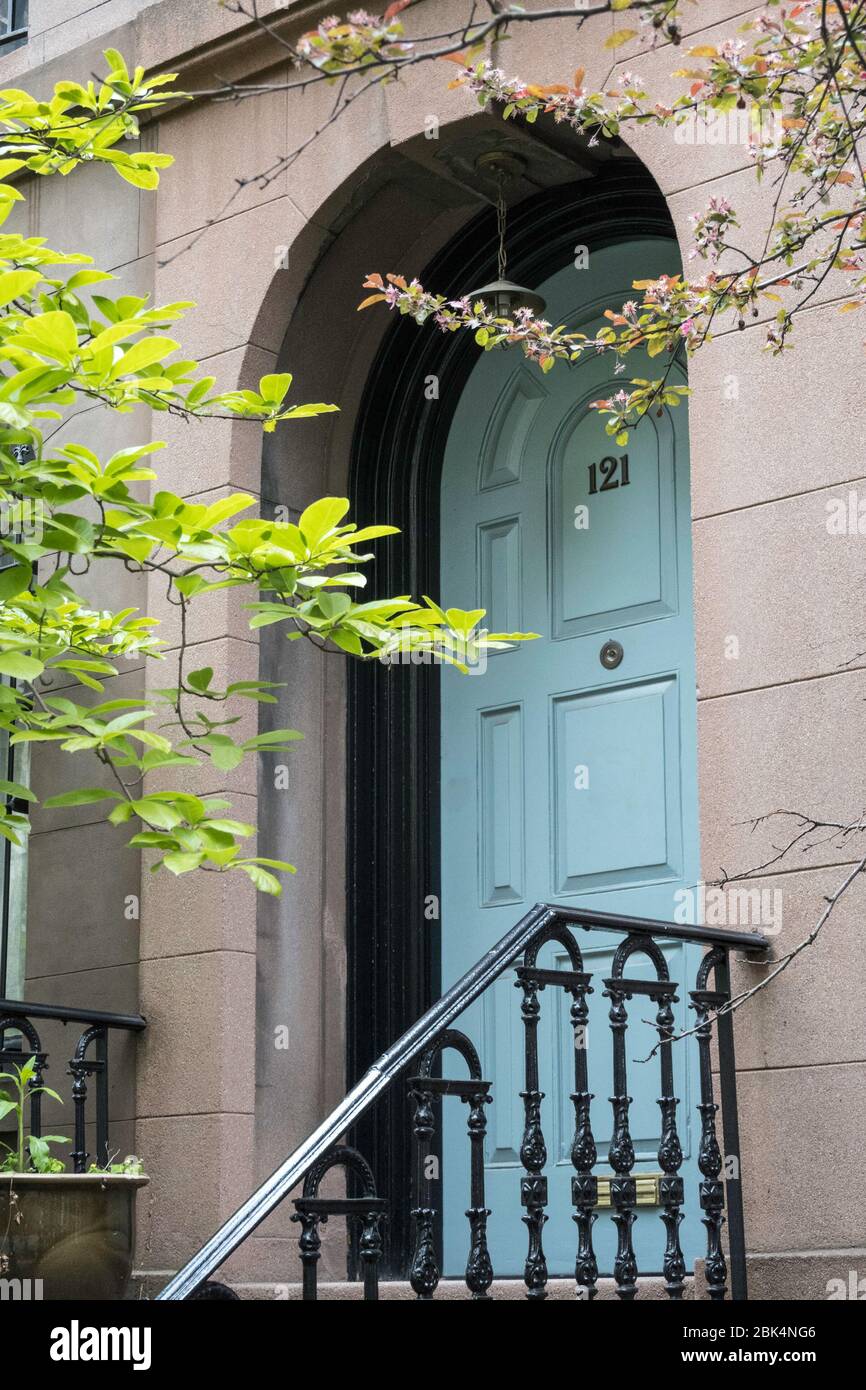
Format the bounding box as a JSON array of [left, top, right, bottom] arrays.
[[140, 1275, 693, 1300], [286, 1275, 694, 1300]]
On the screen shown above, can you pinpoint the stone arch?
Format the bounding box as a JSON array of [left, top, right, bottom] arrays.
[[243, 106, 684, 1277]]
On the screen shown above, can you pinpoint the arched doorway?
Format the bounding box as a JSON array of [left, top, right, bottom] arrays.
[[347, 164, 697, 1277]]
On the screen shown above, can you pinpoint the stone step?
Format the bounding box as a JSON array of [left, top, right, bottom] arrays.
[[220, 1274, 694, 1300]]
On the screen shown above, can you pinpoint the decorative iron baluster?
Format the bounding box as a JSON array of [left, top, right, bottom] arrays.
[[0, 1015, 46, 1142], [68, 1025, 104, 1172], [408, 1029, 492, 1299], [359, 1205, 386, 1301], [690, 947, 729, 1301], [517, 921, 592, 1301], [464, 1085, 493, 1299], [294, 1207, 323, 1300], [604, 934, 676, 1301], [291, 1145, 387, 1301], [408, 1081, 439, 1298], [605, 978, 637, 1299], [517, 973, 548, 1299], [569, 982, 598, 1301], [655, 986, 686, 1299]]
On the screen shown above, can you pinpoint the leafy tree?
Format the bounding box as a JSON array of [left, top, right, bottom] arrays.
[[217, 0, 865, 439], [0, 53, 533, 896]]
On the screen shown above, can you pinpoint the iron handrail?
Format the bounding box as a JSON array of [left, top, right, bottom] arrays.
[[156, 902, 768, 1300], [0, 998, 146, 1031]]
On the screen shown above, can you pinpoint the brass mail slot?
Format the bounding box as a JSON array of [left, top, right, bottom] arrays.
[[596, 1173, 662, 1208]]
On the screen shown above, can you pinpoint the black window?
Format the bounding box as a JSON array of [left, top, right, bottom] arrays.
[[0, 1, 28, 54]]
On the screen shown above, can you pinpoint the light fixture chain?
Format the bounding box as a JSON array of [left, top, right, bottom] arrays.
[[496, 174, 508, 281]]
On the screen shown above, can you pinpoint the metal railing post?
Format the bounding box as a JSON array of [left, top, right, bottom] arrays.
[[714, 950, 748, 1302]]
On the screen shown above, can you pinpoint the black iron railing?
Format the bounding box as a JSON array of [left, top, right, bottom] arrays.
[[157, 903, 768, 1302], [0, 997, 146, 1171]]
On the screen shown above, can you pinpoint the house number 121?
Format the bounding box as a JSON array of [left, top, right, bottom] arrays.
[[588, 454, 630, 495]]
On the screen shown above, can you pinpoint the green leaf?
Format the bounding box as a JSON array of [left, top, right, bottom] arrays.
[[109, 336, 178, 379], [330, 629, 363, 655], [0, 652, 44, 680], [131, 798, 183, 830], [299, 497, 350, 549], [13, 310, 79, 361], [604, 28, 638, 48], [203, 818, 255, 837], [33, 1086, 63, 1105], [18, 1056, 37, 1086], [235, 857, 296, 873], [51, 658, 117, 676], [0, 561, 32, 602], [187, 667, 214, 694], [316, 592, 352, 621], [114, 161, 161, 191], [242, 729, 303, 751], [341, 525, 399, 544], [258, 372, 293, 405], [200, 735, 245, 771], [163, 850, 205, 875], [42, 788, 122, 808], [199, 493, 255, 529], [40, 513, 95, 554], [236, 863, 283, 895], [277, 403, 338, 421], [103, 47, 128, 75], [0, 779, 37, 802], [0, 269, 42, 309]]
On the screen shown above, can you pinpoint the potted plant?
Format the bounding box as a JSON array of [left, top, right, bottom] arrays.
[[0, 1057, 148, 1300]]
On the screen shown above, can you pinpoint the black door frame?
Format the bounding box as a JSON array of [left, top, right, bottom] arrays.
[[347, 162, 675, 1276]]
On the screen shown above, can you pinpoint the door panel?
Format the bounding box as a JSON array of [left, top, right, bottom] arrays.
[[479, 703, 525, 906], [552, 676, 679, 890], [552, 398, 678, 637], [478, 516, 522, 633], [439, 240, 701, 1278]]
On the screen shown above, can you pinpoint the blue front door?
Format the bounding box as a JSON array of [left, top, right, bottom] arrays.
[[439, 239, 701, 1278]]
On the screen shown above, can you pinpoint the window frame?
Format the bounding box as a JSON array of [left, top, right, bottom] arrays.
[[0, 0, 28, 55]]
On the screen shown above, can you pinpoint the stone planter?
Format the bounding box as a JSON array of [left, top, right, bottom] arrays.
[[0, 1172, 148, 1300]]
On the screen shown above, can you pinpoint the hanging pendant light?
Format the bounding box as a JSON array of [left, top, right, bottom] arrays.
[[467, 152, 547, 319]]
